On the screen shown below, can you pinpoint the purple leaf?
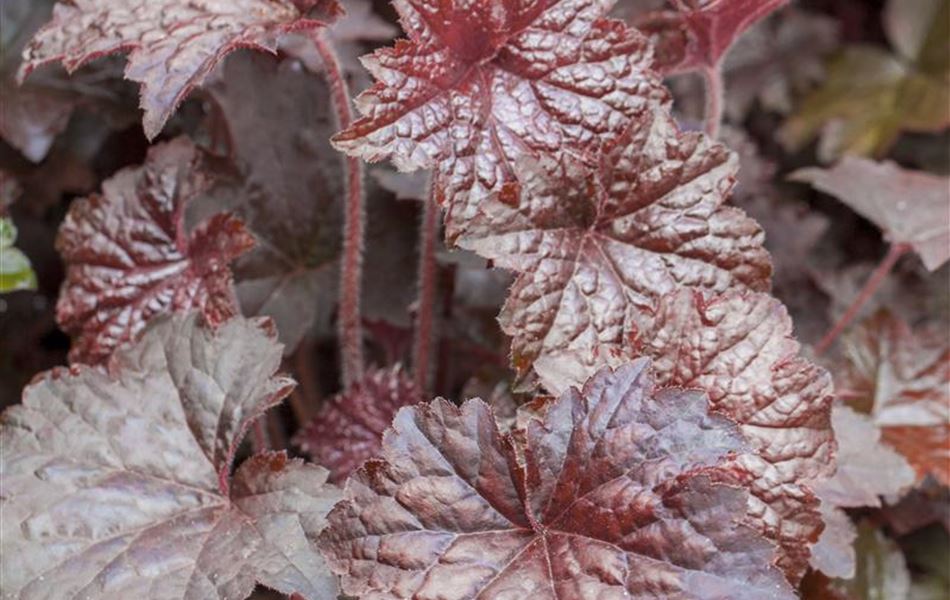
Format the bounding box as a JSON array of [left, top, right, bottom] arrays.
[[1, 313, 341, 600], [318, 359, 796, 599], [56, 137, 254, 365]]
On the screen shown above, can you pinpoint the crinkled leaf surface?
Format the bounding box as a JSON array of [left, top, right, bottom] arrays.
[[536, 290, 833, 579], [0, 313, 341, 600], [461, 109, 771, 386], [633, 0, 790, 73], [841, 310, 950, 485], [792, 158, 950, 271], [57, 137, 254, 365], [332, 0, 669, 236], [318, 359, 796, 599], [294, 365, 418, 483], [19, 0, 342, 139], [780, 0, 949, 161]]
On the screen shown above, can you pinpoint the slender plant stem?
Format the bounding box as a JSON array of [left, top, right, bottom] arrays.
[[702, 65, 724, 138], [251, 419, 270, 453], [412, 180, 441, 394], [312, 32, 365, 386], [815, 243, 909, 356]]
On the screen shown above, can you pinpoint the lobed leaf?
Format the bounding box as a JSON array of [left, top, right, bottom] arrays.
[[537, 290, 834, 579], [19, 0, 342, 139], [841, 310, 950, 486], [56, 137, 254, 365], [318, 359, 796, 599], [294, 365, 419, 483], [461, 108, 771, 387], [780, 0, 949, 161], [0, 313, 341, 600], [792, 157, 950, 271], [332, 0, 670, 237]]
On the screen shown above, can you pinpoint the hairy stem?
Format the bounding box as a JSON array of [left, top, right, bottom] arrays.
[[815, 243, 909, 356], [312, 32, 366, 386], [702, 65, 724, 139], [412, 180, 441, 394], [251, 419, 270, 453]]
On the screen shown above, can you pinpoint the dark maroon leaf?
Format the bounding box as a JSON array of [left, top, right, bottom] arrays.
[[1, 313, 340, 600], [318, 359, 796, 599], [200, 54, 343, 352], [841, 310, 950, 485], [461, 108, 771, 387], [332, 0, 669, 236], [56, 137, 254, 365], [538, 290, 834, 579], [19, 0, 342, 139], [198, 53, 419, 352], [294, 365, 418, 483], [793, 158, 950, 271], [633, 0, 790, 74]]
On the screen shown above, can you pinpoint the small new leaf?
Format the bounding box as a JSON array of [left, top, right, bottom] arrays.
[[294, 365, 419, 483], [56, 137, 254, 365], [318, 359, 796, 599], [1, 313, 341, 600], [462, 109, 771, 387], [792, 157, 950, 271], [0, 214, 38, 293], [333, 0, 669, 236], [19, 0, 342, 139]]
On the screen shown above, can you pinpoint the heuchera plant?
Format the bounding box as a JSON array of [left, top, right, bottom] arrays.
[[2, 1, 948, 599]]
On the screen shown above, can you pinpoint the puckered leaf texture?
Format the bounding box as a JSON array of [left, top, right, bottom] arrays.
[[318, 359, 796, 599], [633, 0, 790, 73], [461, 109, 771, 387], [19, 0, 342, 139], [841, 310, 950, 486], [0, 313, 341, 600], [537, 290, 833, 579], [56, 137, 254, 365], [294, 365, 419, 483], [332, 0, 670, 237], [792, 157, 950, 271]]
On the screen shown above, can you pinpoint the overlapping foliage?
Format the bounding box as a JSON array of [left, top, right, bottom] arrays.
[[1, 1, 946, 599]]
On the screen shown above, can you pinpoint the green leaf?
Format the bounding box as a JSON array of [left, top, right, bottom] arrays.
[[781, 0, 949, 161], [0, 217, 37, 292]]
